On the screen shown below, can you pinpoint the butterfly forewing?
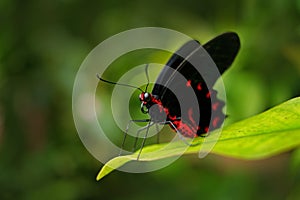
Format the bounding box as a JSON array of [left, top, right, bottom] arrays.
[[203, 32, 240, 74], [151, 32, 240, 137]]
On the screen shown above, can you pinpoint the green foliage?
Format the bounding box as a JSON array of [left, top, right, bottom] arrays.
[[97, 97, 300, 180]]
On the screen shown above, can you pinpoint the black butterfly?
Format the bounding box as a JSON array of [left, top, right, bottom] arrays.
[[98, 32, 240, 159]]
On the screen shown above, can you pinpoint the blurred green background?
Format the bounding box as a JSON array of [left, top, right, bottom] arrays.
[[1, 0, 300, 199]]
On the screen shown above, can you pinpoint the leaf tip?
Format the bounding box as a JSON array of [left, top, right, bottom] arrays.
[[96, 168, 105, 181]]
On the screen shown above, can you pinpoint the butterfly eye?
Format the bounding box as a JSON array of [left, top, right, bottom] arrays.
[[144, 93, 151, 102]]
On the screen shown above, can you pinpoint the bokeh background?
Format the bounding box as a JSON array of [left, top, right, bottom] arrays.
[[1, 0, 300, 199]]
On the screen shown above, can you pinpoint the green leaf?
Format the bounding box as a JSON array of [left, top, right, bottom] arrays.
[[97, 97, 300, 181]]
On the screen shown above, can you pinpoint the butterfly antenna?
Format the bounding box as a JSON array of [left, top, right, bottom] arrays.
[[145, 64, 150, 92], [97, 74, 143, 92]]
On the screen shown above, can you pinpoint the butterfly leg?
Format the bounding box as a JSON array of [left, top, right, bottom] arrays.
[[132, 121, 155, 152], [119, 119, 151, 156], [137, 119, 152, 160], [155, 123, 160, 144]]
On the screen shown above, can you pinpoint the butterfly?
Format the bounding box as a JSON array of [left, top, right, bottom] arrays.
[[98, 32, 240, 159]]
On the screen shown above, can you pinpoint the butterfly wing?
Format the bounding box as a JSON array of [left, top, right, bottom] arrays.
[[151, 32, 240, 137], [203, 32, 240, 74]]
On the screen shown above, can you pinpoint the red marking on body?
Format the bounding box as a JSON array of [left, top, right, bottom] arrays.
[[173, 120, 181, 128], [148, 95, 164, 112], [163, 107, 169, 115], [186, 80, 191, 87], [150, 96, 161, 105], [212, 102, 219, 111], [150, 96, 179, 121], [197, 83, 202, 91], [169, 115, 177, 121], [139, 94, 144, 101], [212, 117, 220, 127]]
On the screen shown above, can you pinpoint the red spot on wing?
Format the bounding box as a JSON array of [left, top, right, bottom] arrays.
[[204, 126, 209, 133], [188, 108, 197, 128], [186, 80, 191, 87], [212, 117, 220, 128], [171, 109, 198, 138], [212, 102, 219, 111], [206, 91, 210, 98], [173, 120, 197, 138], [197, 83, 202, 91]]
